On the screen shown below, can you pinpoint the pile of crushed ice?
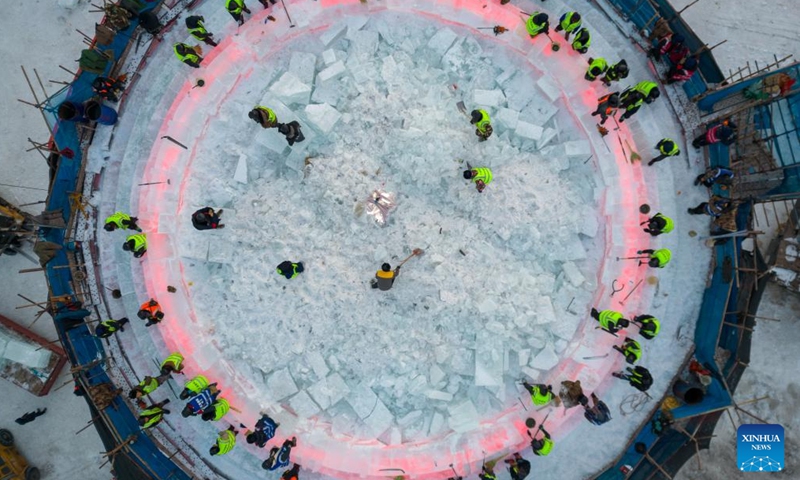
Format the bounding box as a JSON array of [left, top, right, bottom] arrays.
[[176, 10, 602, 439]]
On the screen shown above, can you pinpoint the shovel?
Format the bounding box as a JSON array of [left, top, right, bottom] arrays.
[[544, 32, 561, 51], [596, 124, 611, 153], [397, 248, 424, 269]]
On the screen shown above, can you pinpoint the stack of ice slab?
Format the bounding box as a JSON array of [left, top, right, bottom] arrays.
[[347, 382, 394, 437], [427, 28, 459, 64], [266, 367, 299, 402], [473, 89, 506, 109], [1, 333, 50, 369], [270, 72, 312, 107], [289, 52, 317, 86], [474, 331, 504, 387], [307, 373, 350, 410], [304, 103, 341, 134]]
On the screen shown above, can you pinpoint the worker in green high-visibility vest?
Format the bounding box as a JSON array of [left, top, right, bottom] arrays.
[[180, 375, 211, 400], [210, 426, 239, 455], [525, 12, 549, 38], [470, 109, 493, 141], [463, 167, 493, 193], [555, 11, 581, 41], [638, 248, 672, 268], [530, 425, 554, 456], [648, 138, 681, 166], [633, 314, 660, 340], [643, 212, 674, 237], [104, 212, 141, 232], [122, 233, 147, 257], [173, 43, 202, 68], [185, 15, 217, 47], [613, 337, 642, 364], [585, 57, 608, 81], [571, 28, 591, 54], [226, 0, 252, 26], [590, 308, 630, 334], [138, 399, 170, 429]]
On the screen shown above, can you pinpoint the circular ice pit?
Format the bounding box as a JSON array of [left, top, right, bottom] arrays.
[[120, 1, 658, 476], [177, 9, 601, 440]]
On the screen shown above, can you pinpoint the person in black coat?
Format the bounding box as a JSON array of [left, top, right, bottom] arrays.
[[15, 408, 47, 425], [504, 453, 531, 480], [277, 121, 305, 146], [192, 207, 224, 230]]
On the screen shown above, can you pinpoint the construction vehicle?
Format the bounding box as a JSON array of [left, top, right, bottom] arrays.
[[0, 429, 40, 480]]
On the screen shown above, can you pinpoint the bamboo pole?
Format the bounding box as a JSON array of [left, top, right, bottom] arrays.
[[59, 65, 78, 77], [676, 0, 701, 15], [20, 66, 53, 135], [33, 68, 49, 102], [75, 415, 101, 435]]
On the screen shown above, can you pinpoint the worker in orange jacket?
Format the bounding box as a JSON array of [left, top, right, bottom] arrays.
[[137, 298, 164, 327], [591, 92, 620, 125]]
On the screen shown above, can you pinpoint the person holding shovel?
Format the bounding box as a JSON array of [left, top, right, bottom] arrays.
[[525, 12, 549, 38], [637, 248, 672, 268], [479, 464, 497, 480], [371, 263, 398, 291], [371, 249, 423, 290], [530, 425, 554, 456], [648, 138, 680, 166]]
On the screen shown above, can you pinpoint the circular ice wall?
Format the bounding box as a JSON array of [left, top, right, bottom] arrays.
[[104, 0, 667, 478]]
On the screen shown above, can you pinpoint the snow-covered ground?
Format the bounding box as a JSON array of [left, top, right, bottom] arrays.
[[1, 0, 798, 479], [0, 1, 110, 477], [1, 255, 110, 479], [671, 0, 800, 78], [675, 282, 800, 479]]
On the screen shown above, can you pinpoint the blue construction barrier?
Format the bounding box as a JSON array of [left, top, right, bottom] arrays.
[[695, 63, 800, 113], [43, 2, 193, 478]]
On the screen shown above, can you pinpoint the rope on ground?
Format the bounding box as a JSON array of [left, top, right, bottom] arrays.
[[619, 393, 651, 416]]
